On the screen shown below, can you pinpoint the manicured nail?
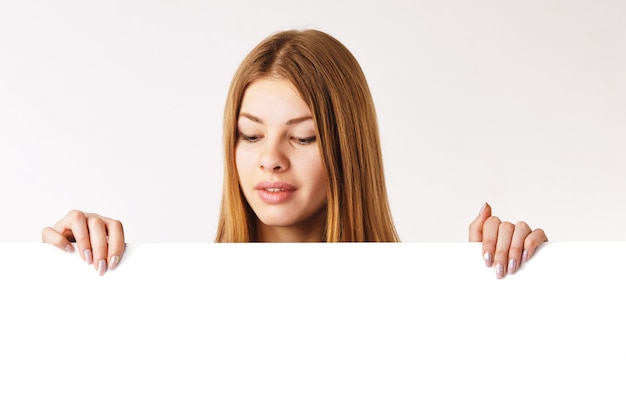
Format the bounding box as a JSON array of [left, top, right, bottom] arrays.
[[483, 252, 493, 267], [522, 250, 529, 263], [479, 202, 487, 215], [64, 244, 74, 253], [495, 263, 505, 279], [508, 258, 518, 275], [109, 255, 120, 271], [84, 249, 93, 265], [97, 259, 107, 276]]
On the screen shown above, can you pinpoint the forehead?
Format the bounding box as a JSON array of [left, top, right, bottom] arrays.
[[239, 78, 311, 124]]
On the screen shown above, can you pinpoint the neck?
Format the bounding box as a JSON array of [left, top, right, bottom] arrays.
[[255, 212, 326, 243]]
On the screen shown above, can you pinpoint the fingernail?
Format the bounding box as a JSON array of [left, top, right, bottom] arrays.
[[495, 263, 505, 279], [109, 255, 120, 271], [97, 259, 107, 276], [479, 202, 487, 215], [84, 249, 93, 265], [483, 252, 493, 267], [522, 250, 529, 263], [508, 258, 518, 274], [64, 244, 74, 253]]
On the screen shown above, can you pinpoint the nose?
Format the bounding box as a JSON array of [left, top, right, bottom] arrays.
[[259, 137, 289, 172]]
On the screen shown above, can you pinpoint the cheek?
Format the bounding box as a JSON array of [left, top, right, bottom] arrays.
[[234, 146, 252, 181], [303, 152, 327, 192]]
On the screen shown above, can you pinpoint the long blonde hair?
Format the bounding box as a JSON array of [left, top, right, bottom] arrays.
[[215, 29, 399, 242]]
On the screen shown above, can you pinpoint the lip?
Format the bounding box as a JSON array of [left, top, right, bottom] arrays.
[[255, 181, 297, 204]]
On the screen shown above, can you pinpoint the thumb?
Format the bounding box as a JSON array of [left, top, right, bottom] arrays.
[[468, 202, 491, 242]]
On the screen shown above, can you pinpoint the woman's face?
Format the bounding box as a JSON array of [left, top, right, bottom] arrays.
[[235, 77, 327, 242]]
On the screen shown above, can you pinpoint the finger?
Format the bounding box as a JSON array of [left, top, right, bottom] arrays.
[[468, 202, 491, 242], [86, 215, 110, 276], [493, 222, 515, 279], [41, 226, 75, 253], [104, 218, 125, 271], [523, 228, 549, 262], [480, 215, 501, 267], [54, 210, 92, 264], [507, 221, 532, 275]]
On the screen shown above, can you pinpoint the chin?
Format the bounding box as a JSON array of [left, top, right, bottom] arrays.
[[251, 201, 326, 230], [257, 216, 299, 228]]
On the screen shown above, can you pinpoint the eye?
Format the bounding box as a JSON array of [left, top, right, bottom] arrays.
[[292, 136, 316, 145], [238, 133, 261, 143]]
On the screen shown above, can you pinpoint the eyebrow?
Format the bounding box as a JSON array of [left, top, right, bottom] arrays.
[[239, 112, 313, 125]]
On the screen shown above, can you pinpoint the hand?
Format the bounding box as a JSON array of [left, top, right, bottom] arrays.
[[469, 202, 547, 279], [41, 210, 125, 276]]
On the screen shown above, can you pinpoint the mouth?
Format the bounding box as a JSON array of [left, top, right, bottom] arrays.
[[255, 181, 297, 192], [255, 182, 296, 204]]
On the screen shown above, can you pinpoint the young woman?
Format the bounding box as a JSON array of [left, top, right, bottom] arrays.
[[41, 29, 548, 278]]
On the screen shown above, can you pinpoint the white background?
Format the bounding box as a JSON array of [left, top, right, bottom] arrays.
[[1, 242, 625, 416], [1, 0, 624, 243]]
